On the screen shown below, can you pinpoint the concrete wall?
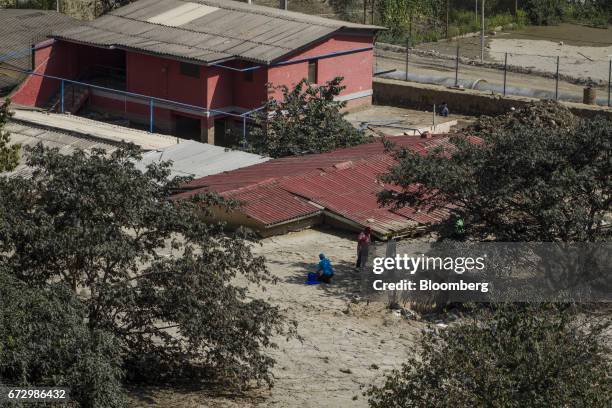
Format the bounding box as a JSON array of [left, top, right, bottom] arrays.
[[11, 40, 78, 107], [230, 61, 269, 109], [268, 33, 374, 108], [373, 78, 612, 120]]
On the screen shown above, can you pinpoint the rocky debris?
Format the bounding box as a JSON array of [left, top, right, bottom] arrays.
[[388, 303, 420, 321], [467, 100, 579, 137]]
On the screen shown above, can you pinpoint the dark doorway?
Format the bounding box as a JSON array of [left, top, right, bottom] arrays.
[[215, 118, 237, 147], [174, 115, 201, 141]]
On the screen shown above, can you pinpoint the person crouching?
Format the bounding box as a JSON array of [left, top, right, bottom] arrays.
[[317, 253, 334, 283]]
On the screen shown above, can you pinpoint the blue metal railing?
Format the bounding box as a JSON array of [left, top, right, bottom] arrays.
[[209, 46, 374, 72], [1, 64, 265, 140], [0, 44, 373, 142]]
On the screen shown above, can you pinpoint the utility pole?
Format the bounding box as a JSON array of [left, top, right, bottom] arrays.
[[480, 0, 485, 62], [363, 0, 366, 24], [515, 0, 518, 17], [279, 0, 287, 10], [371, 0, 375, 25], [56, 0, 60, 13], [445, 0, 449, 39]]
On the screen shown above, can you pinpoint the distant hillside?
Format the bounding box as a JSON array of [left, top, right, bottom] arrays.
[[254, 0, 365, 23]]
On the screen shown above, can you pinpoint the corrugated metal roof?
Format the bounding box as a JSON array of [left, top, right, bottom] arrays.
[[3, 122, 118, 179], [221, 181, 321, 226], [278, 156, 423, 235], [179, 135, 453, 193], [174, 135, 456, 236], [0, 10, 77, 89], [4, 121, 267, 181], [135, 139, 269, 178], [51, 0, 382, 65]]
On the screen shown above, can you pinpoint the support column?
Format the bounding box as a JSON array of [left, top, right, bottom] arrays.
[[202, 117, 215, 145]]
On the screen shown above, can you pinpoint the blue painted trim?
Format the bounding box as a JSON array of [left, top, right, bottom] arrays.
[[209, 46, 373, 71]]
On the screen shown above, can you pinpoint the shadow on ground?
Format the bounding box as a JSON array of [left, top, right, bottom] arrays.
[[282, 259, 364, 300]]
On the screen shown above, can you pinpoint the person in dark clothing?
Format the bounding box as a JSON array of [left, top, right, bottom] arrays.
[[317, 253, 334, 283], [355, 226, 371, 269], [439, 102, 449, 117]]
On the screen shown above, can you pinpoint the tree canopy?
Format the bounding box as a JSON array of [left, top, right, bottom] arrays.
[[0, 100, 19, 173], [0, 269, 125, 408], [0, 143, 293, 406], [371, 103, 612, 407], [379, 104, 611, 242], [247, 77, 371, 158], [366, 304, 612, 408]]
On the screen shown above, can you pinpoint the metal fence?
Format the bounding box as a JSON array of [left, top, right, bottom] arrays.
[[374, 42, 612, 107]]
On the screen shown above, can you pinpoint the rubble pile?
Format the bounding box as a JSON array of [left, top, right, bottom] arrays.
[[468, 101, 579, 136]]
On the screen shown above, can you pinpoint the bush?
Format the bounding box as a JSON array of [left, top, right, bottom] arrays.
[[247, 77, 371, 158], [366, 304, 612, 408], [524, 0, 567, 25], [0, 270, 126, 408]]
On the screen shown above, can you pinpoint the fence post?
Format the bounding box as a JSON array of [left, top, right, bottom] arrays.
[[149, 98, 154, 133], [405, 38, 409, 81], [455, 44, 459, 87], [608, 60, 612, 108], [242, 115, 247, 148], [60, 80, 65, 113], [555, 56, 560, 101], [363, 0, 366, 24], [503, 52, 508, 96], [433, 104, 436, 128], [371, 0, 374, 25]]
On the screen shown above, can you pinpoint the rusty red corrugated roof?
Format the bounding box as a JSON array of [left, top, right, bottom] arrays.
[[221, 181, 321, 226], [178, 135, 452, 194], [174, 135, 463, 235]]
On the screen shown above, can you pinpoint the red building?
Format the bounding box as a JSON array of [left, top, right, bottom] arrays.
[[12, 0, 381, 145]]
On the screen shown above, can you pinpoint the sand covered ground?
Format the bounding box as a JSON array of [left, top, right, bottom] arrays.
[[129, 228, 425, 407], [488, 38, 612, 81]]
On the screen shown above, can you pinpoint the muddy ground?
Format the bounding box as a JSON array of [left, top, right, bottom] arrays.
[[128, 228, 426, 407]]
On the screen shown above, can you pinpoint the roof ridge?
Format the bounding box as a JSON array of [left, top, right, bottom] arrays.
[[107, 13, 295, 55], [186, 0, 382, 30]]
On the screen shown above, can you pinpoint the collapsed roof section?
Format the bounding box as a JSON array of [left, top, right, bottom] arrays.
[[51, 0, 383, 65]]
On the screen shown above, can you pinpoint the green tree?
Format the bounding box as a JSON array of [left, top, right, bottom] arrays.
[[379, 105, 611, 242], [524, 0, 567, 25], [0, 100, 19, 173], [372, 104, 612, 406], [0, 269, 125, 408], [0, 143, 293, 389], [366, 304, 612, 408], [247, 77, 370, 158]]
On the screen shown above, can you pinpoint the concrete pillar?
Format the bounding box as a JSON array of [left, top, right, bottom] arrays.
[[202, 117, 215, 145]]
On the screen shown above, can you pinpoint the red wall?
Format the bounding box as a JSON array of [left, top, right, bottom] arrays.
[[127, 52, 205, 106], [230, 61, 269, 109], [11, 40, 78, 107], [267, 34, 373, 102], [206, 66, 233, 109], [12, 41, 126, 107], [11, 31, 373, 131]]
